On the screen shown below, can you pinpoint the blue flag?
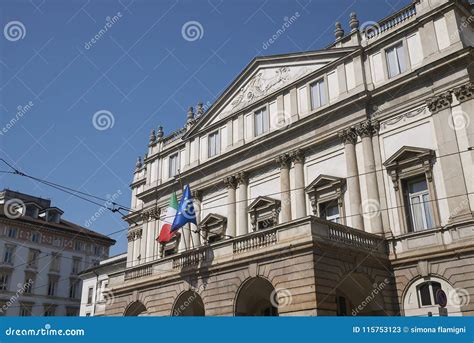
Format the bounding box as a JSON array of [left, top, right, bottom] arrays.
[[170, 184, 197, 232]]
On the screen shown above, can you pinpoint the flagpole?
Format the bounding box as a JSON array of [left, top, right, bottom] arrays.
[[175, 169, 189, 252]]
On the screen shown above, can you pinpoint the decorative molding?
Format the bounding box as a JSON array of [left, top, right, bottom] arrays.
[[127, 228, 142, 242], [338, 127, 357, 145], [453, 82, 474, 103], [426, 91, 452, 114], [142, 206, 160, 222], [291, 149, 305, 164], [380, 106, 426, 129], [236, 171, 248, 186]]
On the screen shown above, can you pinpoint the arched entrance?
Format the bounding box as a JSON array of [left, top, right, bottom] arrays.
[[172, 291, 205, 316], [124, 301, 147, 316], [235, 277, 278, 316], [336, 273, 387, 316]]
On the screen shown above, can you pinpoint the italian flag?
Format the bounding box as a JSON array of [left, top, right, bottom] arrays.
[[157, 192, 178, 243]]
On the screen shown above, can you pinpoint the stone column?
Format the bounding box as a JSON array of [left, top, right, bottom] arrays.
[[355, 120, 383, 234], [191, 190, 202, 247], [224, 176, 237, 237], [292, 149, 306, 219], [428, 91, 472, 222], [276, 153, 292, 223], [236, 172, 249, 236], [338, 128, 364, 230]]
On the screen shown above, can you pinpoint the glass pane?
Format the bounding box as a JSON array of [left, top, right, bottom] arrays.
[[254, 111, 262, 136], [408, 179, 428, 193], [432, 282, 442, 305], [262, 108, 269, 132], [386, 47, 399, 78], [396, 44, 406, 73], [311, 82, 320, 109], [419, 283, 432, 306], [411, 196, 425, 231], [422, 193, 434, 229]]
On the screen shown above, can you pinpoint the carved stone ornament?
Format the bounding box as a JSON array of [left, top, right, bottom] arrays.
[[127, 228, 143, 242], [236, 171, 248, 186], [453, 82, 474, 103], [223, 175, 238, 189], [291, 149, 305, 164], [426, 92, 452, 114], [355, 119, 379, 138], [275, 153, 292, 169], [338, 127, 357, 145]]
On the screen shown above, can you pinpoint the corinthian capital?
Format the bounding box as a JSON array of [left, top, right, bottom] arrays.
[[338, 127, 357, 145], [223, 175, 237, 189], [275, 153, 291, 169], [291, 149, 305, 164], [236, 171, 248, 186], [453, 82, 474, 103], [426, 92, 452, 114], [355, 119, 379, 138]]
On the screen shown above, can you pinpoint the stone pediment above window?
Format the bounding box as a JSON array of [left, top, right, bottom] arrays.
[[305, 175, 346, 196], [248, 196, 281, 231], [384, 146, 436, 182], [305, 175, 346, 223], [200, 213, 227, 243]]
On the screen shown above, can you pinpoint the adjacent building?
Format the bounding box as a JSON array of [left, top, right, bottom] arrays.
[[105, 0, 474, 316], [78, 253, 126, 317], [0, 189, 115, 316]]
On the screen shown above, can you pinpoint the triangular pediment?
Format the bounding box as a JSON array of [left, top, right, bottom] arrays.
[[184, 48, 357, 138], [200, 213, 226, 227], [306, 174, 345, 193], [384, 146, 435, 168], [248, 196, 281, 212]]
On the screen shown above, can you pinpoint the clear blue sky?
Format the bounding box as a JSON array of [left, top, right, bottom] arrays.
[[0, 0, 411, 254]]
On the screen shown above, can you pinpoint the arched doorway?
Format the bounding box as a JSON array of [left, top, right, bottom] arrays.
[[172, 291, 205, 316], [336, 273, 387, 316], [124, 301, 147, 316], [235, 277, 278, 316]]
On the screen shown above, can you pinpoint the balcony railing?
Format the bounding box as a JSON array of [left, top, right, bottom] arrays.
[[117, 216, 388, 283], [124, 264, 152, 281], [366, 4, 416, 40], [233, 228, 277, 254]]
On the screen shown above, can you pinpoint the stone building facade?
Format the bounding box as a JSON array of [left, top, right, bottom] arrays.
[[105, 0, 474, 316]]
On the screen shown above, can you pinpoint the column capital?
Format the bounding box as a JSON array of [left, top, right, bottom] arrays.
[[191, 189, 203, 201], [223, 175, 238, 189], [426, 91, 452, 114], [338, 127, 357, 145], [275, 153, 292, 169], [355, 119, 379, 138], [291, 149, 305, 164], [453, 82, 474, 103], [236, 171, 248, 186]]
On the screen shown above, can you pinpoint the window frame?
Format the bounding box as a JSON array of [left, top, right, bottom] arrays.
[[254, 107, 269, 137], [168, 152, 180, 178], [3, 245, 15, 264], [403, 177, 434, 232], [385, 41, 407, 79], [417, 281, 442, 307], [87, 286, 94, 305], [207, 130, 220, 158], [310, 78, 328, 110], [0, 272, 10, 291]]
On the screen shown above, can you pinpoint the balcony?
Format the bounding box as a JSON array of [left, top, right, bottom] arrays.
[[114, 216, 387, 284]]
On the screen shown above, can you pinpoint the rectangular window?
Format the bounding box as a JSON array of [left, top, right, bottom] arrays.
[[20, 304, 32, 316], [44, 307, 56, 316], [47, 278, 57, 296], [404, 177, 434, 232], [87, 287, 94, 305], [0, 273, 10, 291], [319, 201, 340, 223], [31, 231, 41, 243], [3, 245, 15, 264], [72, 258, 82, 274], [69, 279, 79, 299], [254, 107, 269, 137], [386, 43, 406, 78], [74, 241, 84, 252], [168, 153, 179, 178], [7, 227, 17, 238], [24, 276, 34, 294], [208, 131, 220, 158], [50, 253, 61, 272], [27, 249, 40, 269], [310, 79, 327, 109]]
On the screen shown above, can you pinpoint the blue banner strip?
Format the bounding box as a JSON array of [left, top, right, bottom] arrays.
[[0, 317, 473, 343]]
